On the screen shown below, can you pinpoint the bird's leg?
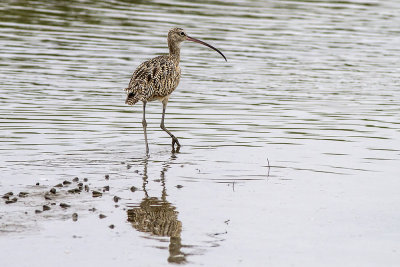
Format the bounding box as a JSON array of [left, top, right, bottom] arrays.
[[160, 99, 181, 152], [142, 101, 149, 155]]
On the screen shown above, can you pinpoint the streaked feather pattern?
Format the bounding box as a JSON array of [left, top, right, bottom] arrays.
[[124, 55, 181, 105]]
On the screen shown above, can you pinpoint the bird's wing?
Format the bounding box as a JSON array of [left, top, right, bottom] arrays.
[[125, 55, 180, 105]]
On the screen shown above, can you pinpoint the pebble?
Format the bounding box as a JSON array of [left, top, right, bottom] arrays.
[[84, 185, 89, 192], [130, 186, 138, 192], [99, 214, 107, 219], [54, 183, 63, 188], [35, 209, 42, 214], [83, 178, 88, 182], [113, 196, 121, 203], [72, 213, 78, 221], [5, 197, 18, 204], [44, 194, 52, 200], [36, 182, 40, 186], [68, 188, 81, 194], [49, 188, 57, 194], [60, 203, 70, 208], [176, 185, 183, 189], [103, 186, 110, 192], [63, 180, 71, 185], [92, 191, 102, 198], [105, 174, 110, 180], [109, 224, 115, 229], [18, 192, 29, 197], [43, 205, 51, 211], [88, 207, 96, 212], [72, 177, 79, 182]]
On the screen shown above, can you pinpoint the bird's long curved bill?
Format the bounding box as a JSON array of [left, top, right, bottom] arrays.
[[187, 36, 227, 61]]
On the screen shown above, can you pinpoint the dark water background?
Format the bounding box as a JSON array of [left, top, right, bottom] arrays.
[[1, 0, 399, 266]]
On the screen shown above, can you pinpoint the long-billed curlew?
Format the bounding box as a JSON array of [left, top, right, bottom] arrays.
[[124, 27, 226, 154]]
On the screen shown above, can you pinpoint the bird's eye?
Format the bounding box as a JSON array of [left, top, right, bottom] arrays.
[[180, 32, 185, 36]]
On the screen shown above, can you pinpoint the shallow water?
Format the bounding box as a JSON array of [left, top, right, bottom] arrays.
[[1, 0, 400, 266]]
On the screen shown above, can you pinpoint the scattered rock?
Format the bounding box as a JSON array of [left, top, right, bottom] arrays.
[[68, 188, 81, 194], [83, 178, 88, 182], [127, 164, 132, 169], [54, 183, 63, 188], [99, 214, 107, 219], [49, 188, 56, 194], [35, 209, 42, 214], [44, 194, 52, 200], [5, 197, 17, 204], [63, 180, 71, 186], [72, 177, 79, 182], [113, 196, 121, 203], [43, 205, 51, 211], [36, 182, 40, 186], [109, 224, 115, 229], [130, 186, 138, 192], [105, 174, 110, 180], [88, 207, 96, 212], [133, 170, 139, 174], [18, 192, 29, 197], [60, 203, 70, 209], [176, 185, 183, 189], [92, 191, 102, 198], [84, 185, 89, 192], [103, 186, 110, 192], [72, 213, 78, 221]]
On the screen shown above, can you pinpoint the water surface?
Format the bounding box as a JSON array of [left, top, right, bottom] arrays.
[[1, 0, 399, 266]]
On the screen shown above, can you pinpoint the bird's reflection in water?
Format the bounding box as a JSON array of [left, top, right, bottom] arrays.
[[127, 153, 186, 264]]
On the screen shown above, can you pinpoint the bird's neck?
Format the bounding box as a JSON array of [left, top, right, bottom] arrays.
[[168, 41, 181, 64]]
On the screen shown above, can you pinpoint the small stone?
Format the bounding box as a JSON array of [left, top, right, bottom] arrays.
[[92, 191, 102, 198], [109, 224, 115, 229], [49, 188, 56, 194], [36, 182, 40, 186], [130, 186, 138, 192], [127, 164, 132, 169], [83, 178, 88, 182], [113, 196, 121, 203], [18, 192, 29, 197], [5, 197, 17, 204], [2, 195, 9, 200], [63, 180, 71, 185], [120, 161, 125, 165], [176, 185, 183, 189], [72, 213, 78, 221], [78, 182, 83, 187], [54, 183, 63, 188], [72, 177, 79, 182], [44, 194, 52, 200], [60, 203, 70, 208], [84, 185, 89, 192], [134, 170, 139, 174], [103, 185, 110, 192], [89, 207, 96, 212], [68, 188, 81, 194], [99, 214, 107, 219], [35, 209, 42, 214], [105, 174, 110, 180], [43, 205, 51, 211]]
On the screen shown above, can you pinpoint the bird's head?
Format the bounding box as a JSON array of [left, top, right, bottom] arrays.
[[168, 27, 227, 61]]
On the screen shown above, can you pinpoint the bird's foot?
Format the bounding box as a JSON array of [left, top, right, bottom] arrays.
[[171, 137, 181, 153]]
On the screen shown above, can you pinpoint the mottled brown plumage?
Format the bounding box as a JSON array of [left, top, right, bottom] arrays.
[[124, 27, 226, 154]]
